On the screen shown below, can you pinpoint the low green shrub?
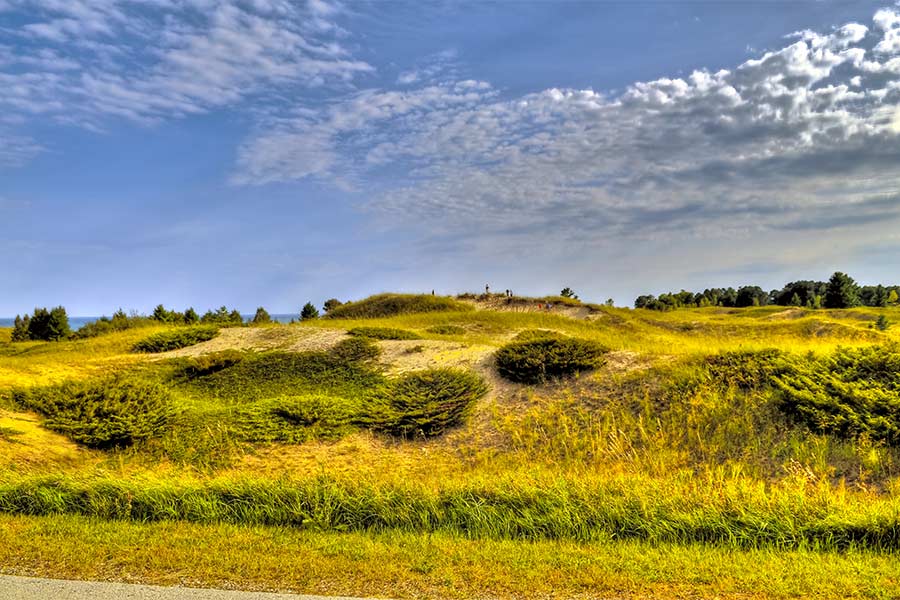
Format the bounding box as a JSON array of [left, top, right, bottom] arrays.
[[12, 378, 173, 449], [132, 326, 219, 353], [426, 324, 466, 335], [513, 329, 563, 342], [706, 349, 797, 390], [347, 327, 422, 340], [365, 368, 488, 438], [233, 395, 357, 443], [773, 344, 900, 445], [330, 337, 382, 362], [326, 294, 472, 319], [190, 350, 386, 404], [495, 337, 608, 384], [180, 350, 246, 379]]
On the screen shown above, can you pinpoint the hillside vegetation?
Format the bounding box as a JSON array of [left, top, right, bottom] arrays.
[[1, 296, 900, 598]]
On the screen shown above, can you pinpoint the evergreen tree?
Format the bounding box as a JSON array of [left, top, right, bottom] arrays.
[[560, 287, 578, 299], [876, 315, 890, 331], [228, 309, 244, 325], [300, 302, 319, 320], [11, 315, 29, 341], [184, 307, 199, 324], [824, 272, 860, 309], [252, 307, 271, 324]]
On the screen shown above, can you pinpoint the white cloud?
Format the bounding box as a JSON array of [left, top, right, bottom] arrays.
[[234, 7, 900, 246], [0, 0, 372, 153]]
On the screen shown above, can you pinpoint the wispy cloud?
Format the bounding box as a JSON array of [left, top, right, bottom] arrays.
[[0, 0, 372, 150], [234, 8, 900, 247]]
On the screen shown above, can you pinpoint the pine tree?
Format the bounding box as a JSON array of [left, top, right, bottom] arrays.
[[184, 308, 199, 324], [11, 315, 29, 341], [252, 307, 271, 324], [824, 272, 860, 309], [300, 302, 319, 320]]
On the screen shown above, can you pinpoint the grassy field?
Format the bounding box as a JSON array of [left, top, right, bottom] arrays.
[[1, 295, 899, 598]]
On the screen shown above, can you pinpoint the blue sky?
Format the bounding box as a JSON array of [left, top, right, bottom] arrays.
[[2, 0, 900, 315]]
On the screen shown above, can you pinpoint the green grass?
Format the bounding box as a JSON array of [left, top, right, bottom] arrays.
[[326, 293, 473, 319], [0, 471, 899, 550], [3, 514, 898, 600], [5, 303, 900, 596], [132, 326, 219, 353]]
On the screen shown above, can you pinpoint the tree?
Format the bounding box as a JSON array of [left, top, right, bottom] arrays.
[[735, 286, 767, 308], [323, 298, 343, 313], [228, 309, 244, 325], [152, 304, 175, 322], [605, 298, 614, 307], [824, 272, 860, 309], [560, 287, 578, 299], [11, 314, 30, 341], [876, 315, 890, 331], [252, 307, 271, 324], [26, 306, 70, 341], [184, 307, 199, 324], [300, 302, 319, 320], [789, 293, 802, 307], [889, 290, 899, 305]]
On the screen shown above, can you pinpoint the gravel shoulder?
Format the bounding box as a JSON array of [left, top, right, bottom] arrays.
[[0, 576, 378, 600]]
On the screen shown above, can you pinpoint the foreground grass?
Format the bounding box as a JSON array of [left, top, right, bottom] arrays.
[[1, 513, 897, 599]]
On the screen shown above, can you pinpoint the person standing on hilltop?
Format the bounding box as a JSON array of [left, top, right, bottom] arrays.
[[485, 284, 490, 295]]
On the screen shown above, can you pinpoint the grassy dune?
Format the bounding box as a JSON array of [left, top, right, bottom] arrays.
[[1, 298, 900, 597]]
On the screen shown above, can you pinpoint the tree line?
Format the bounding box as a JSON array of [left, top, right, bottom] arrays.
[[9, 299, 345, 342], [634, 272, 900, 311]]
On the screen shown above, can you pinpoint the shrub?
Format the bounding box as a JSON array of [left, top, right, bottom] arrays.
[[12, 378, 173, 449], [426, 324, 465, 335], [876, 315, 890, 331], [71, 310, 156, 339], [180, 350, 246, 378], [323, 298, 343, 313], [325, 294, 472, 319], [495, 337, 608, 384], [513, 329, 563, 342], [706, 349, 797, 391], [365, 368, 488, 438], [347, 327, 422, 340], [200, 306, 243, 325], [773, 345, 900, 445], [191, 350, 385, 404], [132, 326, 219, 353], [234, 395, 356, 443], [330, 337, 382, 363]]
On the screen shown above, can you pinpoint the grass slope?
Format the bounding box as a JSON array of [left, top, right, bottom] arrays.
[[2, 303, 900, 597]]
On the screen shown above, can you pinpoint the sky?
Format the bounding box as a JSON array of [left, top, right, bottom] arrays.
[[2, 0, 900, 315]]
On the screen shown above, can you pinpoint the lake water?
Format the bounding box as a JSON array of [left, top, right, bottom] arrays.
[[0, 314, 300, 330]]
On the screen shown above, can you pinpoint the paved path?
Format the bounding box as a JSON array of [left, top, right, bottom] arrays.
[[0, 576, 374, 600]]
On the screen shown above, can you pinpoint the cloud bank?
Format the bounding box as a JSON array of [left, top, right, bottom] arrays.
[[235, 8, 900, 244]]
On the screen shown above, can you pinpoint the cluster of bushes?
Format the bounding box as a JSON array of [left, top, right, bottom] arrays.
[[347, 327, 422, 340], [325, 294, 472, 319], [132, 326, 219, 353], [707, 345, 900, 445], [71, 310, 157, 339], [11, 377, 173, 449], [10, 307, 70, 342], [495, 331, 608, 384], [426, 324, 466, 335], [635, 272, 900, 311]]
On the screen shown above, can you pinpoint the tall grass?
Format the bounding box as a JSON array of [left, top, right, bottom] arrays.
[[0, 472, 898, 550]]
